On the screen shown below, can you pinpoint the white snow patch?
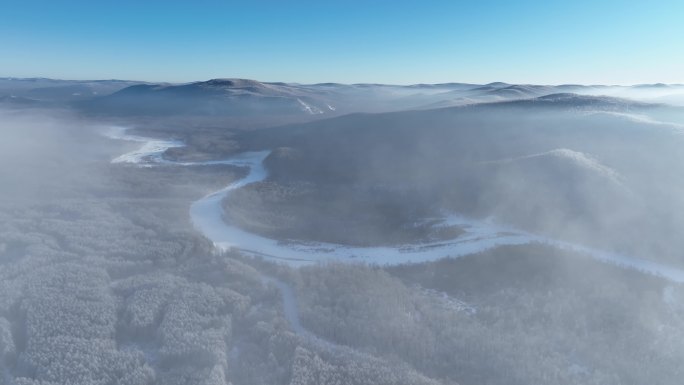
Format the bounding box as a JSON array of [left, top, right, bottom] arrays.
[[103, 126, 184, 165], [297, 99, 324, 115], [586, 111, 684, 130], [485, 148, 622, 182], [417, 286, 477, 315]]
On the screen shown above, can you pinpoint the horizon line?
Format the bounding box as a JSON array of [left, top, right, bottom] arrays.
[[1, 75, 682, 88]]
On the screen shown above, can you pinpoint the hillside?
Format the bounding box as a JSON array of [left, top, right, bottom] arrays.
[[232, 95, 684, 262]]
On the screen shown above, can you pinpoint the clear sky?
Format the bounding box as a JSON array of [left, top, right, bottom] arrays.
[[1, 0, 683, 85]]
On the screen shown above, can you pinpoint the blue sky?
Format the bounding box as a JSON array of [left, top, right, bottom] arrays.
[[1, 0, 683, 84]]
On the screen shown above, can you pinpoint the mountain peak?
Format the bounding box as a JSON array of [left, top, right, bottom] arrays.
[[484, 82, 510, 87], [200, 78, 266, 88]]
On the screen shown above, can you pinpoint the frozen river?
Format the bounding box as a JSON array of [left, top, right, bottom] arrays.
[[105, 127, 684, 282]]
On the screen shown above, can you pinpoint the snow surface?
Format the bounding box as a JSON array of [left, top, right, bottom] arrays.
[[297, 99, 324, 115], [104, 126, 184, 165], [106, 128, 684, 283], [586, 111, 684, 129], [484, 148, 623, 182], [261, 275, 343, 350]]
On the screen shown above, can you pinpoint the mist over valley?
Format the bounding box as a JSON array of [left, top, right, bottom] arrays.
[[1, 73, 684, 385]]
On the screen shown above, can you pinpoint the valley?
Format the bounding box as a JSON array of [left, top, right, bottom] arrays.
[[2, 77, 684, 385]]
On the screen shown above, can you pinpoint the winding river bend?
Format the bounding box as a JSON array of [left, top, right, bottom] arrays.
[[105, 127, 684, 283]]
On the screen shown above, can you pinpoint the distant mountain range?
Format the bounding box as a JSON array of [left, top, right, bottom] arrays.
[[78, 78, 339, 117], [0, 77, 143, 101], [2, 76, 683, 117]]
